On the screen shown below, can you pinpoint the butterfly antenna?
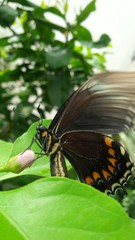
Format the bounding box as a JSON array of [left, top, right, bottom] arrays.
[[13, 106, 38, 122], [37, 104, 45, 125]]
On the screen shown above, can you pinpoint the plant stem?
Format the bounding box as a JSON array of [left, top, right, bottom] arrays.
[[0, 165, 8, 173]]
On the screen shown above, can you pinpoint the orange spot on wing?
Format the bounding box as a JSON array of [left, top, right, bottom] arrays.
[[102, 170, 111, 180], [108, 148, 115, 157], [104, 137, 113, 147], [85, 176, 93, 185], [93, 171, 101, 181], [108, 158, 117, 167], [108, 165, 115, 174]]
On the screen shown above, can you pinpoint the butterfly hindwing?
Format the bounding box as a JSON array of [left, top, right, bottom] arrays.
[[61, 131, 133, 194]]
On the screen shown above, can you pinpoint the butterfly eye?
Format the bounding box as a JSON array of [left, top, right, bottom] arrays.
[[36, 125, 46, 133]]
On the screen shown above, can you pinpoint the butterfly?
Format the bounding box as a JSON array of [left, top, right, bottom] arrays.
[[33, 72, 135, 194]]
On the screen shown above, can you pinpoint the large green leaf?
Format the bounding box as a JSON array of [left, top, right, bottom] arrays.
[[0, 140, 13, 166], [76, 0, 96, 24], [0, 178, 135, 240], [0, 123, 135, 239]]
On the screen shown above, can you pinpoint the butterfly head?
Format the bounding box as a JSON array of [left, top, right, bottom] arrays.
[[36, 124, 47, 134], [35, 124, 59, 156]]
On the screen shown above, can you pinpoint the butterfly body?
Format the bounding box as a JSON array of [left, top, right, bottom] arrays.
[[36, 125, 68, 177], [35, 72, 135, 194]]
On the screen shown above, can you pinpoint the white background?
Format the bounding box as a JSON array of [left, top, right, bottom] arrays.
[[43, 0, 135, 70], [1, 0, 135, 70], [66, 0, 135, 71]]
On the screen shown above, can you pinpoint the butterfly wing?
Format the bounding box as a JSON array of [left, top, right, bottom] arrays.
[[49, 72, 135, 136], [60, 130, 133, 194]]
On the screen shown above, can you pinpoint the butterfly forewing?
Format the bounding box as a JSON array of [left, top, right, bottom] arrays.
[[60, 131, 133, 194], [49, 72, 135, 136]]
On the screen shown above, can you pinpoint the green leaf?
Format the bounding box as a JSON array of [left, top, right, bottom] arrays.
[[0, 178, 135, 239], [35, 20, 54, 43], [0, 140, 13, 166], [44, 7, 64, 18], [45, 49, 72, 69], [10, 120, 50, 158], [64, 0, 68, 13], [72, 25, 92, 44], [92, 34, 111, 48], [76, 0, 96, 24], [0, 36, 10, 47], [47, 73, 71, 107], [7, 0, 39, 8], [34, 18, 66, 33], [0, 6, 18, 27]]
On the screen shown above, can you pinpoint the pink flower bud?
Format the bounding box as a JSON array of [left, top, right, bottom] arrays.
[[17, 150, 35, 168], [2, 150, 35, 173]]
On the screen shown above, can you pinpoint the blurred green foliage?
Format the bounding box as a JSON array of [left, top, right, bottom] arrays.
[[0, 0, 111, 141], [117, 132, 135, 219]]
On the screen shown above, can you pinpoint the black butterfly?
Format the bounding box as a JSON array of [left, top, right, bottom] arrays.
[[34, 72, 135, 194]]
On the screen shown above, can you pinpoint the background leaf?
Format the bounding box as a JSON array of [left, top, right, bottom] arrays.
[[76, 0, 96, 24], [92, 34, 111, 48], [45, 49, 72, 69], [7, 0, 39, 8], [0, 6, 18, 27], [72, 25, 92, 44]]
